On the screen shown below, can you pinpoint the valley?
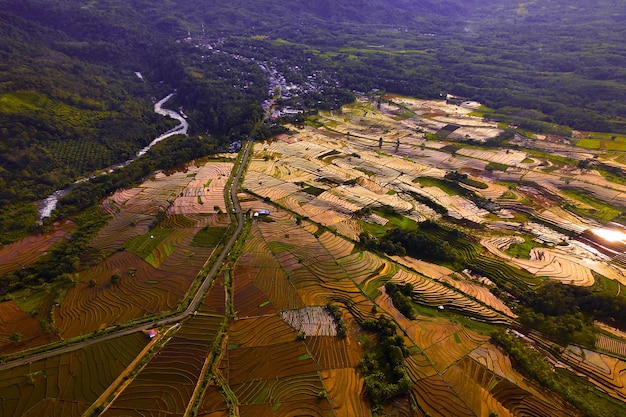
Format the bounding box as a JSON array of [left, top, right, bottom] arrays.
[[1, 94, 626, 416], [2, 1, 626, 416]]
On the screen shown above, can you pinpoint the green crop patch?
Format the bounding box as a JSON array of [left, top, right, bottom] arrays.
[[191, 226, 227, 247], [124, 229, 173, 259]]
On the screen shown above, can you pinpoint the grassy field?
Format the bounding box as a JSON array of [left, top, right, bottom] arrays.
[[576, 132, 626, 151], [191, 226, 227, 247], [504, 235, 546, 259], [124, 229, 173, 259], [413, 177, 460, 196], [561, 189, 622, 223]]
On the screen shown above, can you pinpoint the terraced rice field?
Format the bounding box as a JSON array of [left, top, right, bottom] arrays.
[[55, 251, 194, 337], [388, 269, 510, 324], [0, 301, 59, 354], [103, 315, 223, 416], [228, 315, 297, 348], [562, 346, 626, 401], [320, 368, 370, 417], [5, 96, 626, 417], [480, 236, 597, 286], [0, 333, 148, 417], [0, 221, 73, 276], [223, 341, 319, 384], [597, 334, 626, 357]]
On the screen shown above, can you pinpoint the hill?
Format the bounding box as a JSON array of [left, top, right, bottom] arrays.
[[1, 0, 626, 242]]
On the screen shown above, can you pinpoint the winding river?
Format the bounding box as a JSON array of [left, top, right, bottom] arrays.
[[38, 93, 188, 220]]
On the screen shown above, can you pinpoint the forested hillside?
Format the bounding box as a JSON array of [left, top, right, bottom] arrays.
[[1, 0, 626, 242]]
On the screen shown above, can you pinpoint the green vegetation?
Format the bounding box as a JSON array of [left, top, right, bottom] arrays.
[[124, 229, 172, 258], [301, 185, 326, 196], [355, 167, 375, 177], [413, 176, 459, 196], [359, 315, 411, 410], [110, 273, 121, 285], [190, 226, 227, 247], [326, 302, 347, 338], [561, 189, 622, 223], [504, 235, 546, 259], [500, 190, 517, 199], [407, 191, 448, 216], [485, 162, 509, 172], [444, 171, 489, 189], [517, 281, 626, 344], [384, 282, 416, 319]]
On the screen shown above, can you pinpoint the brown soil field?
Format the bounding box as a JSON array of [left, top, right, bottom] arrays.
[[254, 266, 304, 311], [0, 332, 148, 417], [320, 368, 370, 417], [305, 336, 362, 369], [339, 250, 394, 285], [224, 341, 319, 385], [237, 400, 334, 417], [0, 300, 60, 355], [233, 275, 277, 318], [55, 252, 190, 338], [197, 383, 229, 417], [412, 374, 476, 417], [228, 315, 297, 348], [405, 318, 465, 350], [0, 221, 73, 276], [404, 352, 439, 381], [199, 273, 227, 315], [104, 316, 222, 416], [232, 371, 326, 406], [318, 231, 354, 259]]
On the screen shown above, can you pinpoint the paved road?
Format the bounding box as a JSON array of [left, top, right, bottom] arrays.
[[0, 140, 253, 371]]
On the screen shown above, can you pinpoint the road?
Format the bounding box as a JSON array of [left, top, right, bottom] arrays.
[[0, 140, 253, 371]]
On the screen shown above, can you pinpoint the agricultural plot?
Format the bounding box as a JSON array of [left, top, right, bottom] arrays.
[[94, 162, 231, 252], [597, 334, 626, 357], [457, 148, 528, 167], [228, 316, 297, 348], [103, 315, 223, 417], [388, 269, 510, 324], [0, 221, 73, 276], [562, 346, 626, 401], [168, 162, 233, 215], [224, 341, 319, 384], [7, 93, 626, 417], [221, 337, 335, 417], [55, 251, 196, 338], [320, 368, 370, 417], [199, 273, 227, 315], [280, 306, 337, 337], [196, 383, 229, 417], [237, 401, 334, 417], [481, 236, 596, 286], [0, 333, 148, 417], [0, 301, 59, 354]]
